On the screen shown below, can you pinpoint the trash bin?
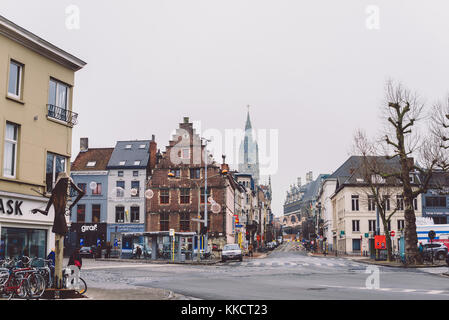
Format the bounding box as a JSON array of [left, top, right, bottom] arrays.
[[181, 253, 186, 262]]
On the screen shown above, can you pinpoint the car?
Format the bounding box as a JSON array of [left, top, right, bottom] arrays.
[[79, 246, 95, 258], [421, 242, 448, 260], [221, 244, 243, 262]]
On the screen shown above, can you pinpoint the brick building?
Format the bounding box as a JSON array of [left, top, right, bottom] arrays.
[[146, 117, 237, 250]]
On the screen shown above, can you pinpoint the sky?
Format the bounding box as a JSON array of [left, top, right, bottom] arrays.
[[2, 0, 449, 216]]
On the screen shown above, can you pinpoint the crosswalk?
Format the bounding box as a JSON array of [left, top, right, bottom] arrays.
[[220, 257, 362, 268]]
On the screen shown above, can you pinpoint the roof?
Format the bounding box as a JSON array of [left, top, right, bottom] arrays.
[[71, 148, 114, 171], [107, 140, 151, 169], [0, 15, 86, 71]]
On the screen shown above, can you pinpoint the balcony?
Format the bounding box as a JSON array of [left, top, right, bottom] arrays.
[[47, 104, 78, 126]]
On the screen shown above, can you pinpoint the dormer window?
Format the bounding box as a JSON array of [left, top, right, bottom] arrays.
[[86, 161, 96, 167], [139, 144, 146, 149], [125, 145, 132, 149], [119, 161, 126, 166], [134, 161, 141, 166]]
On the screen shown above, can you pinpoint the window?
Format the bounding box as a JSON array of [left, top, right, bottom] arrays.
[[190, 168, 200, 179], [433, 217, 447, 224], [116, 181, 125, 197], [1, 227, 47, 259], [368, 196, 376, 211], [352, 239, 361, 252], [369, 220, 376, 232], [86, 161, 96, 167], [46, 153, 67, 192], [119, 161, 126, 166], [414, 198, 418, 210], [133, 171, 139, 177], [397, 219, 405, 231], [139, 144, 146, 149], [92, 204, 101, 223], [425, 196, 446, 208], [125, 145, 132, 149], [180, 212, 190, 231], [131, 181, 140, 197], [169, 169, 181, 178], [134, 161, 141, 166], [118, 171, 124, 177], [8, 61, 22, 98], [200, 188, 210, 204], [77, 204, 85, 223], [396, 195, 404, 211], [351, 195, 359, 211], [92, 183, 102, 195], [181, 148, 190, 159], [115, 206, 125, 223], [180, 188, 190, 204], [160, 212, 169, 231], [383, 196, 390, 211], [160, 189, 169, 204], [352, 220, 360, 232], [3, 122, 18, 178], [130, 206, 140, 223], [77, 183, 86, 193]]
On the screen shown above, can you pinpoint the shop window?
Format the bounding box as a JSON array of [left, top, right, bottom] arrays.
[[92, 204, 101, 223], [1, 227, 47, 259]]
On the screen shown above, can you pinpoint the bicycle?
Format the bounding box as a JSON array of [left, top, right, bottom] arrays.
[[30, 258, 54, 289], [0, 257, 45, 300]]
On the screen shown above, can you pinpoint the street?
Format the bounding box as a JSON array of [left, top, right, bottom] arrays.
[[79, 242, 449, 300]]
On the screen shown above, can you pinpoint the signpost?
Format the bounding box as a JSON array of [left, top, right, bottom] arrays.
[[390, 230, 395, 237], [429, 230, 436, 264], [170, 229, 175, 261]]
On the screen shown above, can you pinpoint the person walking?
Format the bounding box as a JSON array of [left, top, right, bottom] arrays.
[[248, 243, 254, 257], [68, 248, 83, 270], [136, 246, 142, 259]]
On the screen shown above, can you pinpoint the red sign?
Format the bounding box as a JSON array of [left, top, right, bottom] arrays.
[[375, 235, 386, 249], [257, 235, 261, 241], [390, 231, 395, 237]]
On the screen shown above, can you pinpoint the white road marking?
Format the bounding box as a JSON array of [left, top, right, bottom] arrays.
[[426, 290, 444, 295], [83, 264, 178, 270]]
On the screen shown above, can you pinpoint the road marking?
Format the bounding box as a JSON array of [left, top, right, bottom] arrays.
[[83, 264, 178, 270], [426, 290, 444, 295]]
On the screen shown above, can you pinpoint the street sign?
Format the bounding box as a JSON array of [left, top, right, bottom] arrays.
[[191, 218, 205, 223], [80, 238, 84, 246], [169, 229, 175, 237], [390, 231, 395, 237], [97, 239, 101, 246], [428, 230, 436, 240], [375, 235, 386, 249], [114, 239, 118, 247], [364, 233, 369, 238], [235, 224, 243, 228]]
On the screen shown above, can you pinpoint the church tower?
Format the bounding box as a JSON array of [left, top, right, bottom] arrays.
[[239, 106, 260, 184]]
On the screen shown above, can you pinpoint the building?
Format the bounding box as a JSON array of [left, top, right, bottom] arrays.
[[238, 108, 260, 185], [0, 15, 86, 259], [421, 171, 449, 224], [107, 138, 157, 248], [328, 156, 422, 254], [69, 138, 114, 251], [146, 117, 234, 254]]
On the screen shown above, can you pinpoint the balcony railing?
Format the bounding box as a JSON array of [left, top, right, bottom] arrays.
[[47, 104, 78, 126]]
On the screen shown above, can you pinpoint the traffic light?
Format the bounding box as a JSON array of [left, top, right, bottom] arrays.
[[201, 226, 208, 235]]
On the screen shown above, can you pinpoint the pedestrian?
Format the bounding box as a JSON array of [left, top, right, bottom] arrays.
[[68, 247, 83, 270], [47, 248, 56, 267], [248, 244, 253, 257], [136, 245, 142, 259], [106, 242, 111, 259]]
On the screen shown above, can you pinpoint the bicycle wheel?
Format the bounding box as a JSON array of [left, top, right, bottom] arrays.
[[77, 278, 87, 295], [27, 273, 45, 298]]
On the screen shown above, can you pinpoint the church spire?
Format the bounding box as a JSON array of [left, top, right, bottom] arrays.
[[245, 105, 252, 131]]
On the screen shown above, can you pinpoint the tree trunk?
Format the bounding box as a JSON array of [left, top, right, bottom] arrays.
[[383, 223, 393, 261]]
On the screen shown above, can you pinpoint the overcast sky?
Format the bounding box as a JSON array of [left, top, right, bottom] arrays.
[[3, 1, 449, 216]]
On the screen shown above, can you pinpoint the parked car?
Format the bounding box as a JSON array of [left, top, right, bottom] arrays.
[[79, 246, 95, 258], [221, 244, 243, 262], [422, 242, 448, 260]]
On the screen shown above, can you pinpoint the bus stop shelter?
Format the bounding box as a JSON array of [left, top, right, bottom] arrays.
[[121, 231, 197, 262]]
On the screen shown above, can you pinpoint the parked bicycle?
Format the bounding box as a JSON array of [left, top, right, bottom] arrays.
[[0, 257, 45, 300]]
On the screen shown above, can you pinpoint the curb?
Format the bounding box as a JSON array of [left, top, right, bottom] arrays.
[[95, 258, 219, 266]]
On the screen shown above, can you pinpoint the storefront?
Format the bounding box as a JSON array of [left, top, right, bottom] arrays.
[[0, 191, 57, 259], [67, 222, 107, 250]]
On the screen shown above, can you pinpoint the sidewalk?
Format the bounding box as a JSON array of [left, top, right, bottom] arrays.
[[308, 252, 448, 268]]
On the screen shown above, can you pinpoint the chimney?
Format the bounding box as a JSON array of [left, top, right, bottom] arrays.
[[149, 136, 157, 171], [306, 171, 313, 184], [183, 117, 190, 124], [80, 138, 88, 152], [221, 155, 229, 173], [297, 177, 302, 187]]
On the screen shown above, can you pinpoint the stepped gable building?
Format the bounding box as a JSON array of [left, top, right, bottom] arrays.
[[146, 117, 237, 250]]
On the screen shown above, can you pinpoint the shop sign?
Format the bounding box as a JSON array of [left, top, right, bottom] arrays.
[[81, 224, 98, 233], [0, 198, 23, 216]]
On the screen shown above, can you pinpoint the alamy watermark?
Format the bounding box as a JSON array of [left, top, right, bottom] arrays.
[[365, 265, 380, 289], [365, 5, 380, 30], [65, 4, 81, 30]]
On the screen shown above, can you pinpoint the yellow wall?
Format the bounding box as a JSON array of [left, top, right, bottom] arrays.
[[0, 34, 76, 196]]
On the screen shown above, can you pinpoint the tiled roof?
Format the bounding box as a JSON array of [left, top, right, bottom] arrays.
[[71, 148, 114, 171]]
